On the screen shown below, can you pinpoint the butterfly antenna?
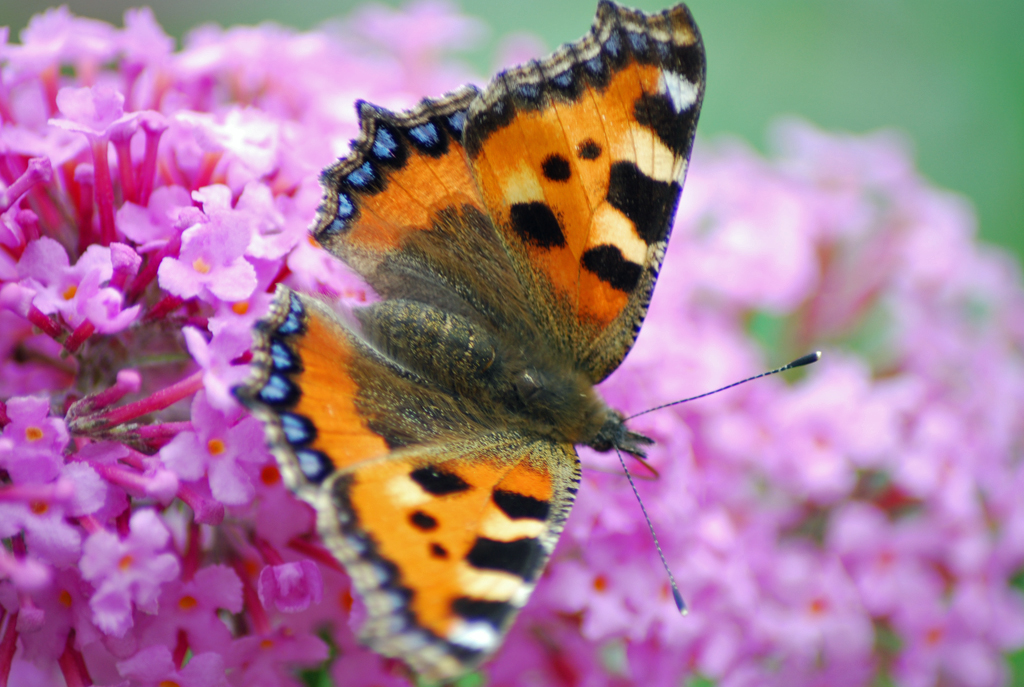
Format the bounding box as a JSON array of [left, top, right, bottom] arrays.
[[615, 447, 687, 615], [626, 351, 822, 421]]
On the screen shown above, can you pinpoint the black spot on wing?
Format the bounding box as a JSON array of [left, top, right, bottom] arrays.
[[452, 597, 514, 628], [634, 91, 698, 158], [581, 244, 643, 292], [410, 510, 438, 531], [410, 467, 471, 496], [430, 543, 448, 559], [466, 537, 543, 581], [493, 490, 550, 521], [541, 154, 571, 182], [606, 161, 680, 245], [508, 202, 566, 249], [576, 139, 602, 160]]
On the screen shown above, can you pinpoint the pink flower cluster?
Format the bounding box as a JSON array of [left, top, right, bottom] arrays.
[[0, 4, 1022, 687]]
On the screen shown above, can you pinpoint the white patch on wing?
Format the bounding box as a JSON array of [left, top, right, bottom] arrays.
[[610, 126, 678, 184], [586, 203, 647, 265], [385, 473, 431, 508], [659, 71, 698, 113], [457, 565, 523, 601], [448, 620, 500, 651], [480, 505, 546, 541], [499, 161, 545, 204], [510, 584, 533, 608]]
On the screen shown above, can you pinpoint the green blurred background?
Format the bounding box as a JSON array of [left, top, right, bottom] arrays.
[[2, 0, 1022, 264]]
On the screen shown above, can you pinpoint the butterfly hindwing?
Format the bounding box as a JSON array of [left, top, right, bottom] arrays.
[[328, 438, 579, 681], [463, 1, 705, 380]]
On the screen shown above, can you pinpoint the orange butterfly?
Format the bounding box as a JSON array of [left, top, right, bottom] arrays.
[[237, 2, 705, 681]]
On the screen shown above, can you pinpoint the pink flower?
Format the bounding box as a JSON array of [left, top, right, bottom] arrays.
[[137, 565, 243, 655], [159, 392, 267, 505], [157, 211, 257, 303], [228, 628, 329, 687], [16, 238, 140, 333], [0, 395, 68, 484], [80, 509, 181, 637], [182, 326, 253, 411], [0, 498, 81, 568], [117, 645, 228, 687], [49, 85, 139, 141], [257, 560, 323, 613], [115, 185, 192, 249]]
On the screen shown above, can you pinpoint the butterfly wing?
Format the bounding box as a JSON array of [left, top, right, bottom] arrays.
[[311, 87, 537, 340], [463, 2, 705, 381], [329, 438, 578, 682], [236, 288, 580, 682]]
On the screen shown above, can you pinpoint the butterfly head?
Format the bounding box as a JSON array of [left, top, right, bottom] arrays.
[[589, 410, 654, 457]]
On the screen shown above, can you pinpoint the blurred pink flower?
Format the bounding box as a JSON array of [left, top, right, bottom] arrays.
[[0, 4, 1022, 687], [257, 560, 323, 613], [80, 509, 181, 637]]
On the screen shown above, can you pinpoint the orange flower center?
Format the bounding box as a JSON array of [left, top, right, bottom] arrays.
[[24, 426, 44, 441], [192, 257, 211, 274], [340, 589, 353, 613], [158, 681, 181, 687], [808, 597, 829, 615], [58, 590, 73, 608], [118, 554, 134, 571], [231, 301, 249, 315], [207, 438, 226, 455], [593, 574, 608, 592], [260, 639, 275, 650], [62, 284, 78, 300], [260, 464, 281, 486], [925, 627, 944, 645], [29, 501, 48, 515], [178, 595, 198, 610]]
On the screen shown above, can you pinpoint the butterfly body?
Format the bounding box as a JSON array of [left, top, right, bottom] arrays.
[[238, 2, 704, 680]]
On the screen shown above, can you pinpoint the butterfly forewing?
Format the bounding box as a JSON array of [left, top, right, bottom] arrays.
[[463, 1, 704, 381]]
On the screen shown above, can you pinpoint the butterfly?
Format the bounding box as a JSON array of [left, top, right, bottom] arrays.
[[236, 1, 704, 681]]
